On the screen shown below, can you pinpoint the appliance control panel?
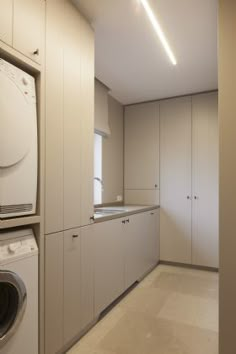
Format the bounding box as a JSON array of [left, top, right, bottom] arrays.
[[0, 58, 36, 103], [0, 234, 38, 263]]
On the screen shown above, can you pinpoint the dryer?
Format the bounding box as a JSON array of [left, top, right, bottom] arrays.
[[0, 228, 38, 354], [0, 59, 37, 218]]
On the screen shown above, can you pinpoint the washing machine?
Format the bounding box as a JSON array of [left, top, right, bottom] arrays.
[[0, 228, 38, 354], [0, 58, 38, 218]]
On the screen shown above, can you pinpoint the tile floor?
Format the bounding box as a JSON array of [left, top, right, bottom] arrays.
[[68, 265, 219, 354]]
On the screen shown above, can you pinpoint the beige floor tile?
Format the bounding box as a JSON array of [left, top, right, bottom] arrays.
[[99, 311, 218, 354], [152, 271, 218, 299], [119, 287, 170, 316], [68, 347, 115, 354], [158, 292, 218, 332], [68, 265, 219, 354], [67, 307, 126, 353]]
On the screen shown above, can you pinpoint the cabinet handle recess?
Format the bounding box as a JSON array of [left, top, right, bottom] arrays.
[[90, 216, 95, 221], [151, 212, 154, 215], [33, 48, 39, 55], [72, 234, 79, 238], [126, 219, 130, 223], [122, 220, 126, 224]]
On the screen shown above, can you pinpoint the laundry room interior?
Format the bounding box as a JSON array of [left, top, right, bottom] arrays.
[[0, 1, 236, 354]]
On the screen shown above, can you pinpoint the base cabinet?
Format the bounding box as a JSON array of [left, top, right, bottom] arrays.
[[45, 225, 94, 354], [63, 228, 82, 344], [94, 218, 125, 316], [125, 210, 160, 289], [45, 232, 64, 354], [94, 209, 160, 316], [45, 210, 159, 353]]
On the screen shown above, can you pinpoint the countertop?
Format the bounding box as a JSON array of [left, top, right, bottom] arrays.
[[94, 204, 160, 223]]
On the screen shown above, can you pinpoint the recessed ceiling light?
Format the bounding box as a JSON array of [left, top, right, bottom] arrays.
[[139, 0, 177, 66]]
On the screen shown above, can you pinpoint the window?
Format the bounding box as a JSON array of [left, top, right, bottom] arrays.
[[94, 133, 102, 205]]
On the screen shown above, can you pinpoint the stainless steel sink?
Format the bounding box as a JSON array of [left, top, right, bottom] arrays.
[[94, 207, 128, 215]]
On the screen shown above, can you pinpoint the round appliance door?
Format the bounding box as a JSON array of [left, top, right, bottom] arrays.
[[0, 271, 27, 348], [0, 71, 33, 168]]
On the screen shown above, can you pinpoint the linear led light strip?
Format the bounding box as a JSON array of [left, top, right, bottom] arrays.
[[140, 0, 177, 66]]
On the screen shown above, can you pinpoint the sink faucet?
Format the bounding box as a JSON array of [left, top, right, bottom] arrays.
[[94, 177, 104, 191]]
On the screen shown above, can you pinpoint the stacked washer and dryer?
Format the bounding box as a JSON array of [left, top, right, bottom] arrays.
[[0, 59, 39, 354]]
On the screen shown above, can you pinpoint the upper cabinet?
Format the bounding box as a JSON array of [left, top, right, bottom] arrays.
[[45, 0, 64, 234], [0, 0, 45, 64], [0, 0, 13, 46], [124, 102, 160, 205], [63, 0, 82, 230], [45, 0, 94, 234], [13, 0, 45, 63], [80, 16, 95, 227]]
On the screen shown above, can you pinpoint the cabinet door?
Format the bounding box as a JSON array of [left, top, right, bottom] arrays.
[[80, 225, 95, 329], [94, 219, 125, 316], [13, 0, 45, 64], [145, 209, 160, 269], [45, 0, 64, 234], [0, 0, 13, 46], [192, 92, 219, 267], [45, 232, 64, 354], [63, 0, 82, 229], [125, 213, 148, 289], [80, 16, 95, 226], [64, 228, 82, 344], [160, 97, 192, 263], [125, 102, 159, 190]]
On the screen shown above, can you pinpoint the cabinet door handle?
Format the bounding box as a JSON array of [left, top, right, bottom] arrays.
[[90, 216, 95, 221], [122, 220, 126, 224], [150, 212, 154, 215], [194, 196, 198, 200], [187, 196, 191, 200], [72, 234, 79, 238], [126, 219, 130, 223], [155, 184, 158, 188], [33, 48, 39, 55]]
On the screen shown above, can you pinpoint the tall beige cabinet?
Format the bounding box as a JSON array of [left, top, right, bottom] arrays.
[[160, 97, 192, 264], [124, 102, 160, 205], [160, 92, 218, 268], [44, 1, 95, 354], [191, 93, 219, 267], [45, 0, 94, 234]]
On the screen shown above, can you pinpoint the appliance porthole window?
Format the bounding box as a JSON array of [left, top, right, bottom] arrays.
[[0, 271, 27, 347], [0, 282, 19, 338]]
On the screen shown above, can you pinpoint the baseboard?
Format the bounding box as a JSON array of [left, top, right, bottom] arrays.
[[159, 260, 218, 272]]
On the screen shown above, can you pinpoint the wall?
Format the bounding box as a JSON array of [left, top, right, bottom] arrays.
[[102, 95, 124, 203], [219, 1, 236, 354]]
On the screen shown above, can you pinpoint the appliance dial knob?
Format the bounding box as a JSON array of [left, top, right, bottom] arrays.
[[22, 77, 29, 86], [8, 243, 20, 254]]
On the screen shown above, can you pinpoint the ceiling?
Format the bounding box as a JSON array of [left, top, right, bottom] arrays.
[[74, 0, 218, 105]]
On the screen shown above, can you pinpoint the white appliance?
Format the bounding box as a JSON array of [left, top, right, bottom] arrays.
[[0, 59, 37, 218], [0, 228, 38, 354]]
